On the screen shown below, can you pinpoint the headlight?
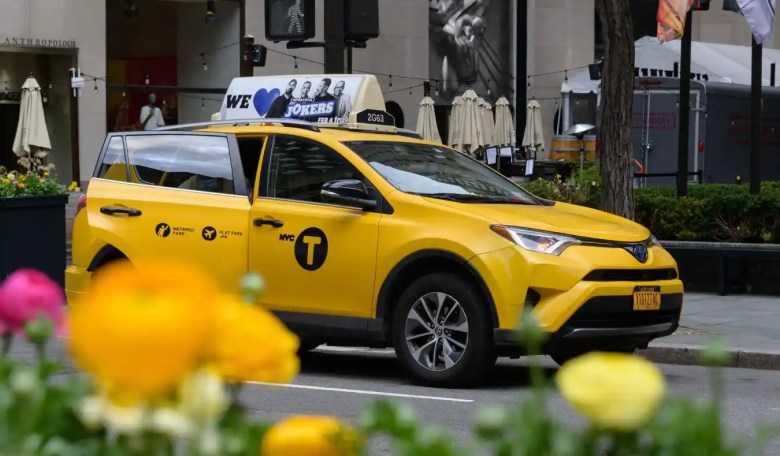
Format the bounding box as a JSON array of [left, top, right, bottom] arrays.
[[647, 234, 660, 247], [490, 225, 581, 256]]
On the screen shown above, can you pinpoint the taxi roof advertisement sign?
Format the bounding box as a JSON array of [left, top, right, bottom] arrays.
[[219, 74, 386, 124]]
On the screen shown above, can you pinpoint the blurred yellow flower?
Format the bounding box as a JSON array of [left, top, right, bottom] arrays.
[[555, 352, 665, 431], [18, 183, 25, 189], [178, 368, 228, 422], [206, 296, 299, 384], [261, 415, 361, 456], [68, 259, 218, 404], [43, 172, 49, 177]]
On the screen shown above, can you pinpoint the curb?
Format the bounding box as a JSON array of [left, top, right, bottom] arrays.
[[638, 343, 780, 370]]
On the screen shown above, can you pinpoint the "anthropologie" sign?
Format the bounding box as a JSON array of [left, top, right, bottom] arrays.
[[2, 37, 76, 48]]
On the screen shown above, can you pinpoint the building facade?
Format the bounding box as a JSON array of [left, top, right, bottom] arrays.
[[0, 0, 776, 187]]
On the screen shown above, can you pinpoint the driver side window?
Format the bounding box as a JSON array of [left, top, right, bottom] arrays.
[[262, 136, 361, 203]]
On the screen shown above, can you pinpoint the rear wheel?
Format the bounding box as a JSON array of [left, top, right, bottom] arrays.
[[392, 273, 496, 387], [297, 338, 323, 354]]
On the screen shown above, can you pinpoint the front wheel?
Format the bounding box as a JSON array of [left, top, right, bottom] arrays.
[[392, 273, 496, 388]]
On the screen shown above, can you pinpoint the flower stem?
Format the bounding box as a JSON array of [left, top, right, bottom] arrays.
[[1, 333, 12, 358]]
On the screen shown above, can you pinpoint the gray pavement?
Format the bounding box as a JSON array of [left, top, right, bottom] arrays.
[[642, 293, 780, 369]]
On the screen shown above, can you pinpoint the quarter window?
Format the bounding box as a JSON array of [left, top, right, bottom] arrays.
[[95, 136, 128, 182], [263, 137, 361, 203], [124, 134, 235, 195]]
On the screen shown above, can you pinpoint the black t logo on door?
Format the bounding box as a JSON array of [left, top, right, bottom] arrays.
[[294, 227, 328, 271]]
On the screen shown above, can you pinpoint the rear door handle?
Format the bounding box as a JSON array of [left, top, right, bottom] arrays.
[[253, 217, 284, 228], [100, 206, 142, 217]]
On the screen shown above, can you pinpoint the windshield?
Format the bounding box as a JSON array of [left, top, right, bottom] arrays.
[[344, 141, 541, 205]]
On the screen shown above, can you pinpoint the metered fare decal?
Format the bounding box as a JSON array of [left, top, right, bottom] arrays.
[[155, 223, 194, 238]]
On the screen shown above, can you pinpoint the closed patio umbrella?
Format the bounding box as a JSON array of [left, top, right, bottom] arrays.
[[494, 96, 515, 146], [447, 95, 463, 147], [12, 76, 51, 161], [452, 89, 483, 156], [416, 96, 442, 143], [479, 98, 494, 147], [521, 99, 544, 152]]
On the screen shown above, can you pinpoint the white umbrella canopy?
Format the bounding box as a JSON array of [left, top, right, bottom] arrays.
[[521, 99, 544, 151], [416, 96, 442, 143], [453, 89, 483, 156], [479, 98, 494, 147], [12, 76, 51, 160], [494, 96, 515, 146], [447, 95, 463, 147]]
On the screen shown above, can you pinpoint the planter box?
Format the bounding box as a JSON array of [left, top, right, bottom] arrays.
[[661, 240, 780, 296], [0, 195, 68, 287]]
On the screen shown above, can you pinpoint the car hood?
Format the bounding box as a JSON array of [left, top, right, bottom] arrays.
[[424, 198, 650, 243]]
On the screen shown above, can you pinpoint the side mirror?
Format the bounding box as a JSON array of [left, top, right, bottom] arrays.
[[321, 179, 377, 210]]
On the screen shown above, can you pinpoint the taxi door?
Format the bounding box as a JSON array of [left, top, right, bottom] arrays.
[[86, 132, 251, 292], [248, 135, 382, 319]]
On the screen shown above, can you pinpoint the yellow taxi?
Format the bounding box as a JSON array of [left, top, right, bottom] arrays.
[[67, 75, 683, 387]]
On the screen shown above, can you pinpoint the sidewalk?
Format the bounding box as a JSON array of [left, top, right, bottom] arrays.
[[62, 196, 778, 369], [641, 293, 780, 369]]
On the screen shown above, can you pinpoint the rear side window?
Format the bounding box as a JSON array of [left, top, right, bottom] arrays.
[[125, 135, 236, 195], [96, 136, 128, 181]]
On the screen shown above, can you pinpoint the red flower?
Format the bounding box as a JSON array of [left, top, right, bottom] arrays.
[[0, 269, 65, 336]]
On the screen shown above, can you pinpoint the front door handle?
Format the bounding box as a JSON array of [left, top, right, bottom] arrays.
[[100, 206, 142, 217], [253, 217, 284, 228]]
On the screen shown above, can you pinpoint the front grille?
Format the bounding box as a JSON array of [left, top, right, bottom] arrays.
[[583, 268, 677, 282]]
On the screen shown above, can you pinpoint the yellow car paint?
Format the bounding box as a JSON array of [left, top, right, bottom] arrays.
[[67, 122, 683, 363]]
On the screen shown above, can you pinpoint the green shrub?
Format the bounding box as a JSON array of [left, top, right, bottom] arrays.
[[522, 164, 602, 209], [523, 168, 780, 243], [634, 183, 780, 243]]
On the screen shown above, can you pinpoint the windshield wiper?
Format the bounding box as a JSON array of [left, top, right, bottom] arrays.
[[412, 192, 534, 204]]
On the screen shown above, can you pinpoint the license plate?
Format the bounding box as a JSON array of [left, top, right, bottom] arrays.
[[633, 286, 661, 311]]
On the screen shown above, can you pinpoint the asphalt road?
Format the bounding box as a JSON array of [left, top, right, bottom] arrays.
[[10, 341, 780, 454], [245, 346, 780, 455]]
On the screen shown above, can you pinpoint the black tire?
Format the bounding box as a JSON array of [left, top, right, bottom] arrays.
[[391, 272, 496, 388], [297, 338, 322, 354], [550, 344, 636, 367]]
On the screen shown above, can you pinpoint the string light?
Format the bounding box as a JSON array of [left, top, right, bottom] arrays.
[[48, 81, 53, 90], [144, 71, 150, 85], [122, 90, 126, 98], [201, 53, 208, 71], [389, 75, 393, 87], [201, 99, 205, 110], [564, 70, 569, 83], [93, 80, 98, 94], [294, 57, 298, 72], [434, 80, 439, 97]]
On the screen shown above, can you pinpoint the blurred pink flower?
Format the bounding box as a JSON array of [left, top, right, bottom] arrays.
[[0, 269, 66, 336]]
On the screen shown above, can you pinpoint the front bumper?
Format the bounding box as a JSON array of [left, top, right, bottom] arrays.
[[494, 292, 682, 348]]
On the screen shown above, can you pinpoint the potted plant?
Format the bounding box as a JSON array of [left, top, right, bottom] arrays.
[[0, 158, 78, 287]]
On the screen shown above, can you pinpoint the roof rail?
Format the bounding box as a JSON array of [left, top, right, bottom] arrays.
[[396, 128, 423, 139], [155, 118, 321, 132]]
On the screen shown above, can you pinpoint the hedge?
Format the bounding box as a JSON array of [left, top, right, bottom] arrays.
[[522, 167, 780, 244]]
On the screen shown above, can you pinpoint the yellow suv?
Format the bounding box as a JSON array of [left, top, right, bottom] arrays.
[[67, 75, 683, 387]]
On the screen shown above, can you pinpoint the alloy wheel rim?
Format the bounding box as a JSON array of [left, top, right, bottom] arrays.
[[404, 292, 469, 371]]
